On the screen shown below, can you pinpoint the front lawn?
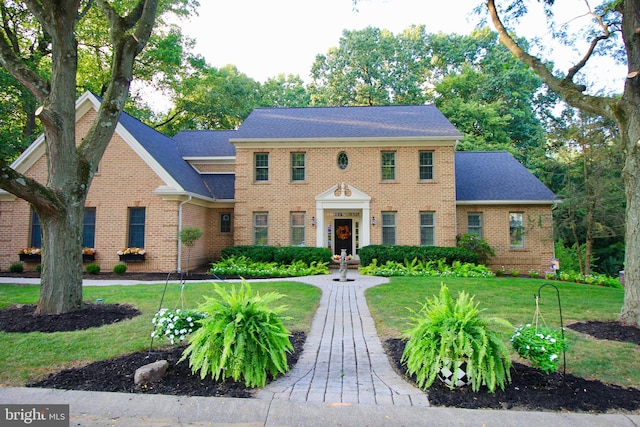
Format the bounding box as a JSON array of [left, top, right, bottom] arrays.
[[0, 281, 321, 386], [366, 276, 638, 388]]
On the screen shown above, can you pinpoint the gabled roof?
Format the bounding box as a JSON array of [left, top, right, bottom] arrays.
[[174, 130, 236, 157], [4, 92, 216, 201], [455, 151, 557, 204], [116, 108, 213, 199], [233, 105, 462, 140]]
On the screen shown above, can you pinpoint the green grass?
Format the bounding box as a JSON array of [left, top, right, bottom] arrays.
[[0, 281, 321, 386], [2, 276, 638, 390], [366, 276, 639, 388]]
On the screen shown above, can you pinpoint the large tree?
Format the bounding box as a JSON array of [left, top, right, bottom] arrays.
[[0, 0, 160, 315], [487, 0, 640, 326], [309, 26, 429, 106], [309, 25, 551, 164], [0, 1, 197, 160], [429, 28, 551, 167], [550, 109, 625, 276], [155, 63, 260, 135]]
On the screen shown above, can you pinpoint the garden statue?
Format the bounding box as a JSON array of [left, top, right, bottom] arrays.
[[339, 249, 348, 282]]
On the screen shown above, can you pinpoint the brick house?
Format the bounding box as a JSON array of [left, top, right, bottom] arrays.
[[0, 92, 558, 274]]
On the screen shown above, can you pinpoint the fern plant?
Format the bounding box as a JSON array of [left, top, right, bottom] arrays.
[[179, 280, 293, 387], [401, 284, 512, 393]]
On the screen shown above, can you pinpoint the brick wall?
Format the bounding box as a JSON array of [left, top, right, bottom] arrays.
[[1, 111, 183, 272], [456, 204, 555, 274], [0, 143, 50, 271], [233, 143, 458, 247]]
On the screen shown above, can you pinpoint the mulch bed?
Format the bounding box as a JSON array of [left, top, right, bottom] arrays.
[[27, 331, 306, 398], [384, 327, 640, 413]]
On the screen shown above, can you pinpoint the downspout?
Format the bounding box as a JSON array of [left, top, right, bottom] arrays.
[[177, 196, 192, 273]]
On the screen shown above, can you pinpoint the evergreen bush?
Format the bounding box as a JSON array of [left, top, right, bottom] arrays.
[[113, 263, 127, 274], [85, 263, 100, 274], [274, 246, 332, 265], [9, 262, 24, 273], [221, 245, 332, 266], [221, 245, 276, 262], [456, 233, 495, 264]]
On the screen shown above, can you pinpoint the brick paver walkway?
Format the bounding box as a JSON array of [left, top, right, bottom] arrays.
[[257, 272, 429, 406]]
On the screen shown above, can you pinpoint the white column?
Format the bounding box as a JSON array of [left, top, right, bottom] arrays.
[[315, 208, 324, 248], [361, 207, 371, 248]]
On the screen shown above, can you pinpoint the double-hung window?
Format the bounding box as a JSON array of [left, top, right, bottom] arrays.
[[382, 211, 397, 245], [420, 211, 435, 246], [419, 151, 434, 180], [509, 212, 524, 248], [255, 153, 269, 182], [291, 152, 305, 182], [290, 212, 305, 246], [381, 151, 396, 181], [467, 213, 483, 237], [254, 212, 268, 245], [83, 208, 96, 248], [30, 209, 41, 248], [128, 207, 146, 248]]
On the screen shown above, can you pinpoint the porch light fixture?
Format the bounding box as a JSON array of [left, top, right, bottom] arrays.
[[371, 216, 376, 226], [311, 216, 316, 226]]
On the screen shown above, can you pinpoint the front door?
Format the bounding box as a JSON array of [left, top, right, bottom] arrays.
[[334, 219, 353, 256]]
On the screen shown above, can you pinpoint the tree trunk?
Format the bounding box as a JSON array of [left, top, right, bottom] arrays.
[[618, 0, 640, 324], [584, 199, 593, 276], [35, 204, 85, 315], [619, 101, 640, 326]]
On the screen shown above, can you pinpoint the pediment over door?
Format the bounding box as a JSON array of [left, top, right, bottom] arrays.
[[315, 183, 371, 204]]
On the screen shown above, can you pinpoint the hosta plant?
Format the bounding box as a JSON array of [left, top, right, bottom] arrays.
[[151, 308, 205, 345], [180, 280, 293, 387], [210, 255, 329, 277], [401, 284, 512, 393], [511, 324, 568, 374]]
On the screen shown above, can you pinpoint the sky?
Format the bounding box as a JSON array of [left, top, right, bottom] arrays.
[[168, 0, 624, 91], [175, 0, 483, 83]]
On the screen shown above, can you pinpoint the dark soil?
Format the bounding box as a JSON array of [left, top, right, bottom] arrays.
[[385, 330, 640, 413], [3, 272, 640, 412], [0, 303, 141, 333], [27, 331, 306, 398]]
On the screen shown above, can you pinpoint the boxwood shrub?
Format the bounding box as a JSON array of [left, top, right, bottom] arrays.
[[221, 245, 331, 265], [221, 245, 276, 262], [358, 245, 478, 267], [274, 246, 332, 265]]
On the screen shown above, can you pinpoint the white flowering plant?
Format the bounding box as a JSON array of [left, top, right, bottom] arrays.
[[511, 324, 568, 374], [151, 308, 205, 345]]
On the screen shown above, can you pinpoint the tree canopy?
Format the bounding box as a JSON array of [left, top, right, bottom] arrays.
[[486, 0, 640, 325]]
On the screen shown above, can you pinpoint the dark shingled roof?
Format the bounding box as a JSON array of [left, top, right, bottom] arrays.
[[174, 130, 236, 157], [202, 174, 235, 200], [118, 112, 213, 199], [233, 105, 462, 140], [115, 102, 553, 204], [455, 151, 557, 202]]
